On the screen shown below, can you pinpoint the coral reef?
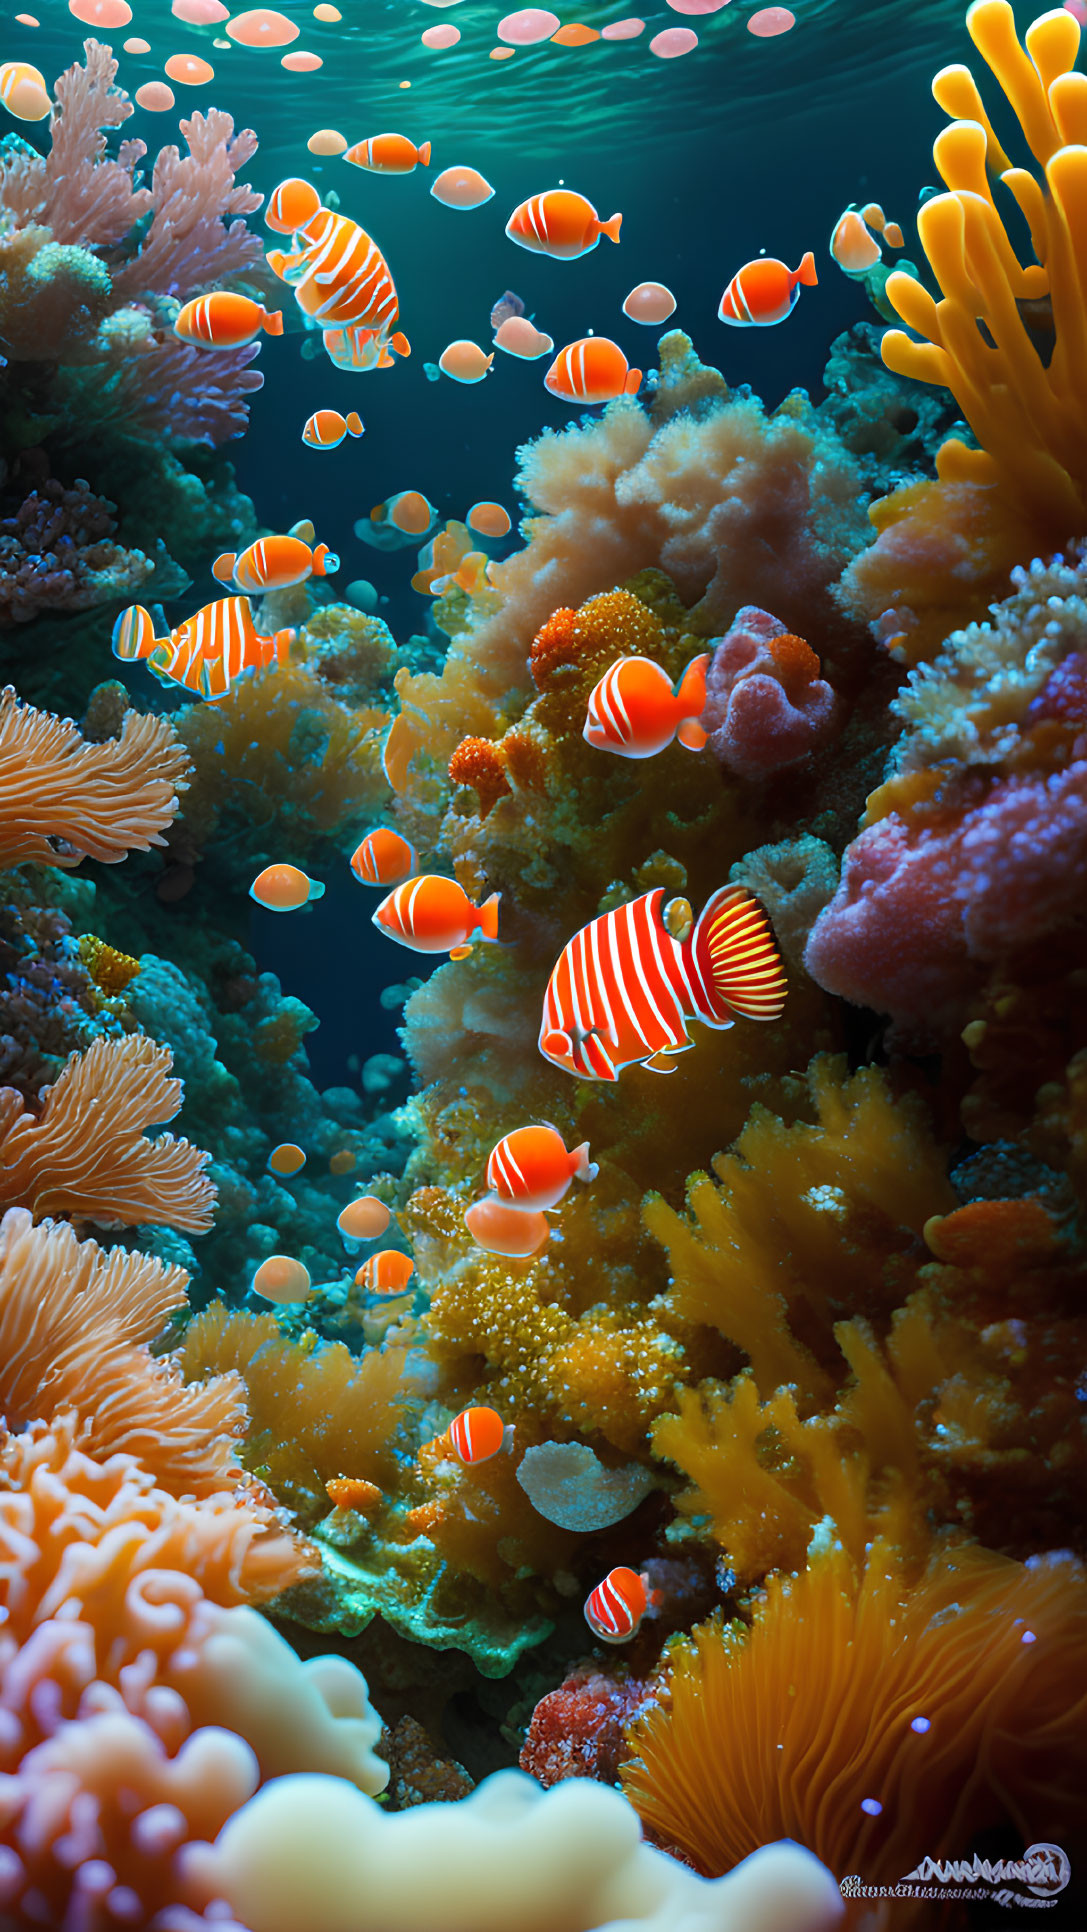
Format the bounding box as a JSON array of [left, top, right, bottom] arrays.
[[0, 475, 156, 626], [702, 608, 841, 778]]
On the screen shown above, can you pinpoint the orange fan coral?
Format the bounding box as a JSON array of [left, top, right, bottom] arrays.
[[0, 1034, 216, 1230], [621, 1540, 1087, 1909], [179, 1304, 409, 1525], [0, 684, 189, 867], [0, 1206, 244, 1497]]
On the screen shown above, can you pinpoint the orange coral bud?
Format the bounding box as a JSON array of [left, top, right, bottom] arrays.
[[530, 607, 579, 687], [923, 1197, 1058, 1270], [448, 735, 511, 816], [766, 632, 821, 694], [78, 932, 142, 995], [502, 728, 549, 793], [325, 1475, 383, 1514]]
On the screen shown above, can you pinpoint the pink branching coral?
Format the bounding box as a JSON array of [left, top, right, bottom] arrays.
[[0, 685, 189, 869], [0, 1034, 216, 1230], [0, 41, 265, 445], [0, 477, 155, 625], [702, 608, 841, 778]]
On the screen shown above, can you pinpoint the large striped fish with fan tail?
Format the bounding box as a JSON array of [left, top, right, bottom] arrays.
[[538, 885, 786, 1081]]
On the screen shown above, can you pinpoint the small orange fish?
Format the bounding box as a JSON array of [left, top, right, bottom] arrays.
[[355, 1248, 415, 1295], [337, 1195, 391, 1240], [540, 886, 786, 1082], [249, 863, 325, 912], [506, 189, 621, 260], [829, 208, 881, 276], [174, 292, 283, 348], [266, 175, 323, 234], [718, 252, 817, 327], [350, 828, 418, 886], [112, 597, 293, 701], [584, 653, 709, 758], [544, 337, 641, 405], [250, 1255, 312, 1304], [267, 1142, 306, 1175], [344, 133, 432, 173], [213, 526, 338, 592], [486, 1125, 597, 1211], [303, 408, 364, 448], [373, 875, 500, 954], [463, 1197, 551, 1258], [584, 1566, 654, 1643], [448, 1405, 512, 1464]]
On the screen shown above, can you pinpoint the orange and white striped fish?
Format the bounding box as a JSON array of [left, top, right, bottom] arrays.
[[448, 1405, 513, 1465], [354, 1249, 415, 1295], [506, 189, 621, 260], [344, 133, 431, 173], [213, 524, 338, 593], [112, 597, 293, 701], [718, 252, 817, 327], [350, 828, 418, 887], [539, 885, 786, 1082], [322, 321, 411, 372], [174, 292, 283, 348], [287, 207, 402, 332], [544, 337, 641, 406], [584, 653, 709, 758], [584, 1566, 655, 1644], [302, 408, 364, 448], [372, 875, 500, 954], [485, 1124, 597, 1212]]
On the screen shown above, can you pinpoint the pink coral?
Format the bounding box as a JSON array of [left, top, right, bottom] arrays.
[[0, 38, 150, 243], [805, 763, 1087, 1036], [702, 607, 840, 777]]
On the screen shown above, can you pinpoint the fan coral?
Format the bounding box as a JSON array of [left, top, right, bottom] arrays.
[[191, 1767, 843, 1932], [839, 1, 1087, 659], [620, 1541, 1087, 1911], [0, 477, 155, 625], [0, 1414, 381, 1929], [0, 685, 189, 869], [0, 1034, 216, 1230], [0, 1206, 242, 1496], [179, 1304, 410, 1526], [702, 609, 841, 778]]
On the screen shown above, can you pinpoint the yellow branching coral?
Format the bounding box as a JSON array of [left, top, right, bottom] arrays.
[[644, 1056, 956, 1405], [621, 1541, 1087, 1904], [0, 1034, 216, 1230], [179, 1305, 410, 1526], [0, 1206, 244, 1498], [0, 685, 189, 868]]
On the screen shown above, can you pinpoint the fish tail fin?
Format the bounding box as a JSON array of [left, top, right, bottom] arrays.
[[572, 1141, 598, 1184], [478, 891, 501, 941], [675, 651, 709, 716], [271, 628, 294, 667], [600, 212, 623, 243], [346, 411, 365, 436], [211, 552, 236, 585], [796, 250, 818, 286], [689, 885, 787, 1025], [307, 879, 326, 902], [262, 307, 285, 334], [111, 604, 156, 660], [624, 365, 642, 394], [418, 141, 432, 166], [391, 331, 411, 357]]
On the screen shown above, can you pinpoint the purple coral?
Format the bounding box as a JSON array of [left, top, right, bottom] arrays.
[[701, 606, 840, 777], [804, 764, 1087, 1038], [0, 477, 154, 625]]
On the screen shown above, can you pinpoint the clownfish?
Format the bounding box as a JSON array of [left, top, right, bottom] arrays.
[[344, 133, 431, 173], [350, 828, 418, 886], [112, 597, 293, 701], [584, 1566, 656, 1644], [174, 292, 283, 348], [544, 337, 641, 406], [266, 176, 323, 235], [539, 885, 786, 1082], [718, 252, 817, 327], [463, 1197, 550, 1258], [584, 654, 709, 758], [322, 322, 411, 372], [277, 203, 402, 334], [213, 524, 338, 593], [485, 1125, 597, 1212], [372, 875, 500, 954], [249, 863, 325, 911], [302, 408, 364, 448], [354, 1249, 415, 1294], [267, 1142, 306, 1175], [506, 190, 621, 260], [447, 1405, 513, 1465]]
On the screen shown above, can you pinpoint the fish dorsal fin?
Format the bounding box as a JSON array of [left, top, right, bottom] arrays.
[[289, 518, 315, 543]]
